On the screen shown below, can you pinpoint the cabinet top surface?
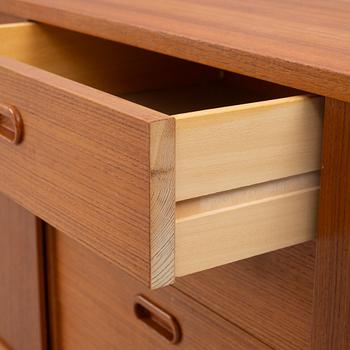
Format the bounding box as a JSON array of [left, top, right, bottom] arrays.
[[2, 0, 350, 101]]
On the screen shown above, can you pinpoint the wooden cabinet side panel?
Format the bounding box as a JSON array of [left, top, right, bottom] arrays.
[[0, 193, 46, 350], [312, 99, 350, 350]]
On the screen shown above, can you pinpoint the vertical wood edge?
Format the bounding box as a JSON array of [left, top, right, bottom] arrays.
[[43, 225, 60, 350], [312, 98, 350, 349], [149, 117, 175, 289], [0, 194, 47, 350], [35, 219, 49, 350]]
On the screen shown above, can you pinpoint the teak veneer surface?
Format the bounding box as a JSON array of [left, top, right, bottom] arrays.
[[312, 99, 350, 349], [1, 0, 350, 102], [176, 242, 315, 350], [0, 193, 46, 350], [46, 229, 271, 350], [0, 22, 198, 288], [0, 56, 174, 289]]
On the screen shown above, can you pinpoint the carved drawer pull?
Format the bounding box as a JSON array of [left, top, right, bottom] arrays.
[[134, 295, 181, 344], [0, 104, 23, 144]]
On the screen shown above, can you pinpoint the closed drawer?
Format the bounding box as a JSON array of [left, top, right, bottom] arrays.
[[46, 229, 270, 350], [0, 22, 323, 288], [176, 242, 315, 350]]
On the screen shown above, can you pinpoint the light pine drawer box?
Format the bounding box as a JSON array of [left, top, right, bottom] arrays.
[[0, 22, 323, 288]]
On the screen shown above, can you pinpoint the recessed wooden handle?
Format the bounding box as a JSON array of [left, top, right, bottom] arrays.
[[134, 295, 181, 344], [0, 337, 12, 350], [0, 104, 23, 144]]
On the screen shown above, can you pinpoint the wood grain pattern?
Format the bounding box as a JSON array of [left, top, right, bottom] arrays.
[[176, 172, 319, 218], [1, 1, 350, 102], [0, 192, 46, 350], [0, 57, 174, 288], [46, 229, 271, 350], [0, 22, 183, 288], [312, 99, 350, 349], [176, 242, 316, 350], [175, 95, 323, 200], [176, 172, 319, 276], [150, 120, 175, 288]]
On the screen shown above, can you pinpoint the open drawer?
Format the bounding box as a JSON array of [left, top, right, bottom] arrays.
[[0, 22, 323, 288]]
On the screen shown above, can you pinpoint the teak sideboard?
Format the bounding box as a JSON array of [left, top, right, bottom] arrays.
[[0, 2, 349, 350]]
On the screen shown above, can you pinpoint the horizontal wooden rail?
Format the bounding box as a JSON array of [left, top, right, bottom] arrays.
[[176, 172, 319, 276]]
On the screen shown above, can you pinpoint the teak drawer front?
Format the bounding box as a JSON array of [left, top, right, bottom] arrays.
[[46, 229, 270, 350], [0, 22, 323, 288], [176, 242, 316, 350], [0, 48, 175, 289]]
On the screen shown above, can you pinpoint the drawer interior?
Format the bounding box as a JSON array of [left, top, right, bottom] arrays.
[[0, 22, 300, 114], [0, 22, 323, 281]]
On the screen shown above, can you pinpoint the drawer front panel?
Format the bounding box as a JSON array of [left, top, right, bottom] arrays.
[[0, 56, 174, 288], [176, 242, 315, 350], [46, 229, 270, 350]]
